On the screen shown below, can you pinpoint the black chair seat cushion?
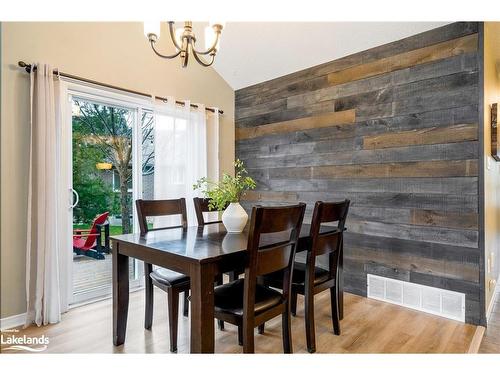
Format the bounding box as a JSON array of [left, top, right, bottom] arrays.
[[214, 279, 283, 316], [265, 262, 330, 287], [150, 267, 190, 287], [292, 262, 330, 285]]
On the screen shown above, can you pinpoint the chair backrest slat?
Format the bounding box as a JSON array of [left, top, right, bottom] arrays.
[[255, 244, 294, 276], [314, 231, 342, 257], [316, 201, 349, 226], [257, 208, 304, 234], [193, 197, 224, 226], [135, 198, 187, 235]]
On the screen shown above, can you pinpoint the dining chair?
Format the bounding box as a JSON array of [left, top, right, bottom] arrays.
[[260, 200, 350, 353], [193, 197, 223, 226], [193, 197, 241, 282], [136, 198, 190, 353], [136, 198, 225, 352], [213, 203, 306, 353]]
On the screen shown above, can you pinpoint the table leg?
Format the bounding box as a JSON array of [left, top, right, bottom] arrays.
[[112, 242, 129, 346], [189, 262, 216, 353]]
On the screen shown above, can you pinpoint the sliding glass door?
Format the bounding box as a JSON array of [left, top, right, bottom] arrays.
[[68, 88, 151, 304]]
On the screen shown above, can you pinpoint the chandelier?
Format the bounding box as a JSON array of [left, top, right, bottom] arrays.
[[144, 21, 224, 68]]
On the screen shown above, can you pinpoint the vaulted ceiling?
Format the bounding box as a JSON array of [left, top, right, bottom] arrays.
[[209, 22, 450, 90]]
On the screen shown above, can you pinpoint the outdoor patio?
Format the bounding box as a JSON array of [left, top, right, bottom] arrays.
[[73, 253, 136, 302]]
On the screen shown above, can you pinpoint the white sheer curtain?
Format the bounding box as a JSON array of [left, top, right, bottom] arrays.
[[205, 109, 220, 223], [25, 64, 71, 327], [153, 97, 217, 227]]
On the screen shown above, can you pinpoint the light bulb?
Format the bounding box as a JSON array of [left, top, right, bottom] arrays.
[[143, 21, 160, 40]]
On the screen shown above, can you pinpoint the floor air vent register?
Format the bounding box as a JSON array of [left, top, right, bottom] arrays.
[[367, 274, 465, 322]]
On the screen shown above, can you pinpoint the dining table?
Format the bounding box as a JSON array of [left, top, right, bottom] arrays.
[[110, 223, 343, 353]]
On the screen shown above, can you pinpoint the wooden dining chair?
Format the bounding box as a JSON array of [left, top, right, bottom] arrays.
[[260, 200, 350, 353], [136, 198, 190, 353], [213, 203, 306, 353], [136, 198, 225, 352], [193, 197, 223, 226]]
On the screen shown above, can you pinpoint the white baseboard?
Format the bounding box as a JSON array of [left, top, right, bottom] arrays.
[[486, 275, 500, 322], [0, 312, 26, 330]]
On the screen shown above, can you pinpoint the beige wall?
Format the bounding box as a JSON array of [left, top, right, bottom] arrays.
[[0, 22, 235, 318], [483, 22, 500, 312]]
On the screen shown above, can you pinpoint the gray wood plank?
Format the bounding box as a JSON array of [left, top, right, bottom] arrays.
[[239, 141, 478, 169], [347, 206, 478, 230], [242, 190, 479, 212], [343, 232, 480, 263], [263, 159, 477, 180], [345, 220, 478, 248], [259, 177, 478, 195]]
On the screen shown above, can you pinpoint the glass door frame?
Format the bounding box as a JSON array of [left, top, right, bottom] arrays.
[[64, 78, 155, 305]]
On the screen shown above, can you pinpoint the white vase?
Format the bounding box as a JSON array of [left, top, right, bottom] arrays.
[[222, 202, 248, 233]]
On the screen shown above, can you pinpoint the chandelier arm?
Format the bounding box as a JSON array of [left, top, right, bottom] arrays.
[[192, 50, 215, 67], [168, 21, 183, 51], [150, 40, 182, 59], [192, 32, 220, 55]]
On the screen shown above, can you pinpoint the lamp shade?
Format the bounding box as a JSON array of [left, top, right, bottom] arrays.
[[96, 162, 112, 170], [144, 21, 160, 39], [205, 22, 224, 50], [205, 25, 221, 50]]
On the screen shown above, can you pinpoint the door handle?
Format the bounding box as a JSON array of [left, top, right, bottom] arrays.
[[70, 188, 79, 209]]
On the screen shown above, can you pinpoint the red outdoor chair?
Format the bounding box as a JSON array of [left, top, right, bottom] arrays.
[[73, 212, 110, 260]]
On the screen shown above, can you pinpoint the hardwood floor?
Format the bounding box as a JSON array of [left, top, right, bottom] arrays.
[[479, 290, 500, 353], [1, 288, 477, 354]]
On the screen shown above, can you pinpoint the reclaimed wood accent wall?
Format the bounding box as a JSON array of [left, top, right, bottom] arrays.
[[235, 22, 483, 324]]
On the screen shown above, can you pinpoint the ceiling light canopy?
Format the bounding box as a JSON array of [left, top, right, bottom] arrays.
[[144, 21, 224, 68]]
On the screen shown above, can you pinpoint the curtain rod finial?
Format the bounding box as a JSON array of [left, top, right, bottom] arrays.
[[18, 61, 32, 73]]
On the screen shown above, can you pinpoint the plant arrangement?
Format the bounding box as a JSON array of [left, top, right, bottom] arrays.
[[193, 159, 256, 211]]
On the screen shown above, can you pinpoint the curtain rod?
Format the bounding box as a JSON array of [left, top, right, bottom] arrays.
[[17, 61, 224, 115]]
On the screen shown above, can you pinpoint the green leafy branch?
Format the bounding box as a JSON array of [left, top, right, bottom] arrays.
[[193, 159, 256, 211]]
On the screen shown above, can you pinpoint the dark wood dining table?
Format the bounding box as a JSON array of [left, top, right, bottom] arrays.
[[111, 223, 343, 353]]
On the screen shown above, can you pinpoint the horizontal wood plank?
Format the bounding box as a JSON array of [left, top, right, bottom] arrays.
[[239, 141, 478, 169], [242, 191, 478, 212], [362, 124, 478, 149], [346, 246, 479, 282], [258, 177, 478, 195], [411, 209, 478, 230], [235, 110, 355, 140], [327, 34, 478, 86], [345, 220, 478, 248], [264, 159, 478, 179], [343, 232, 480, 263], [347, 206, 478, 230]]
